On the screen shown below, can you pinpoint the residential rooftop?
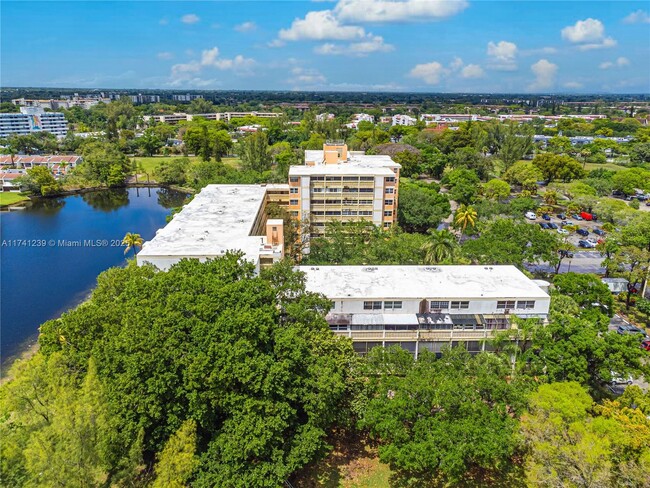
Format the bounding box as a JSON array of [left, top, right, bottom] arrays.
[[290, 150, 399, 176], [138, 184, 285, 269], [297, 265, 550, 300]]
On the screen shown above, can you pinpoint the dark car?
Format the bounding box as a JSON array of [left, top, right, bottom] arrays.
[[578, 240, 595, 248], [576, 228, 589, 236], [612, 190, 624, 197], [557, 213, 567, 220], [572, 214, 584, 221], [558, 249, 574, 258], [547, 222, 558, 229], [538, 222, 551, 229], [617, 324, 649, 339], [542, 213, 551, 221], [594, 228, 606, 236]]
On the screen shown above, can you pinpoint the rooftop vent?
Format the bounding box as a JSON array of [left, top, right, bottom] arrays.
[[423, 267, 442, 272], [363, 267, 378, 272]]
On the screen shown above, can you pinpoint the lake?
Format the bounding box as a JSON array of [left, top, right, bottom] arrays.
[[0, 187, 187, 365]]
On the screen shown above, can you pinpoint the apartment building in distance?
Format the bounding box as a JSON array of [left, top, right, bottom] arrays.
[[300, 265, 550, 356], [137, 184, 289, 273], [0, 107, 68, 138], [142, 111, 281, 125], [288, 142, 400, 237]]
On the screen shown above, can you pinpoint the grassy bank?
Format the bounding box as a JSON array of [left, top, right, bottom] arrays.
[[133, 155, 242, 174], [0, 193, 29, 207]]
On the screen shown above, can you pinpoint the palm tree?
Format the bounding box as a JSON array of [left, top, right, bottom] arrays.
[[122, 232, 143, 257], [421, 229, 458, 264], [454, 204, 478, 242]]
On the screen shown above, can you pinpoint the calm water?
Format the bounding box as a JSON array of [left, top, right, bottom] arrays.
[[0, 187, 187, 363]]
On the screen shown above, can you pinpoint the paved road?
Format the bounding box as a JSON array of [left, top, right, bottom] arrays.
[[526, 251, 605, 275]]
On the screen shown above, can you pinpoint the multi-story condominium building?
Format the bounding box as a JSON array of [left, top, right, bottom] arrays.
[[392, 114, 417, 126], [0, 108, 68, 138], [299, 265, 550, 356], [345, 113, 375, 129], [130, 94, 161, 104], [137, 184, 289, 273], [12, 97, 110, 110], [316, 113, 335, 122], [172, 93, 204, 102], [142, 111, 281, 125], [288, 142, 400, 237]]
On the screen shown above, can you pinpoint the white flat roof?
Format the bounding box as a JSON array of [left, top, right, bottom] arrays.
[[290, 151, 399, 176], [298, 265, 550, 300], [138, 185, 268, 263]]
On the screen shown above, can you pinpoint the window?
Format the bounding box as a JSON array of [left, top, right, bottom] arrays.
[[450, 301, 470, 309], [384, 210, 393, 217], [290, 187, 298, 194], [359, 188, 374, 193], [384, 300, 402, 310], [516, 300, 536, 309], [496, 300, 516, 310], [430, 300, 449, 310], [290, 211, 298, 217], [289, 199, 298, 206], [311, 188, 323, 193], [383, 222, 391, 228], [386, 188, 394, 194], [359, 199, 373, 205], [360, 176, 374, 181], [289, 176, 299, 183], [359, 210, 372, 216], [363, 301, 382, 310], [385, 176, 395, 183], [385, 199, 394, 206]]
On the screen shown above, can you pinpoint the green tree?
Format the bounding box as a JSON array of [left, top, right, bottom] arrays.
[[482, 178, 511, 201], [442, 168, 481, 205], [359, 347, 526, 485], [18, 166, 61, 196], [503, 160, 543, 190], [78, 139, 131, 186], [187, 98, 215, 114], [155, 157, 191, 185], [397, 181, 451, 233], [153, 419, 199, 488], [553, 273, 614, 316], [421, 229, 458, 264], [611, 167, 650, 195], [138, 128, 163, 156], [239, 131, 272, 172], [533, 153, 586, 182], [122, 232, 143, 256], [454, 204, 477, 239]]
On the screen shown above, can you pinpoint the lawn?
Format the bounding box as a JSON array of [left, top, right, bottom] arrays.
[[583, 161, 628, 172], [0, 193, 29, 206], [133, 155, 241, 175]]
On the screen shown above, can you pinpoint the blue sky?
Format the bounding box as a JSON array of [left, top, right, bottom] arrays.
[[2, 1, 649, 93]]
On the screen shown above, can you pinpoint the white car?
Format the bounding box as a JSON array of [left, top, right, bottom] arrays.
[[557, 228, 569, 235], [525, 211, 537, 220], [587, 238, 598, 245], [610, 372, 633, 385]]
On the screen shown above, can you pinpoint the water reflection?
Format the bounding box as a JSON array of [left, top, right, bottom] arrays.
[[82, 188, 130, 212]]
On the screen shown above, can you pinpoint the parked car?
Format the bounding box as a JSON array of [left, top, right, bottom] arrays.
[[610, 372, 633, 385], [542, 213, 551, 221], [586, 237, 598, 245], [580, 211, 594, 221], [576, 228, 589, 236], [594, 228, 606, 236], [612, 190, 624, 197], [578, 240, 595, 248], [525, 211, 537, 220], [641, 340, 650, 351], [617, 324, 649, 339], [557, 213, 567, 220], [547, 222, 558, 229], [557, 228, 569, 235], [572, 214, 584, 221], [561, 221, 573, 227], [558, 249, 574, 258], [538, 222, 551, 229], [646, 201, 650, 207]]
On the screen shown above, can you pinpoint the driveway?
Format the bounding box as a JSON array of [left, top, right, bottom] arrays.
[[526, 250, 605, 275]]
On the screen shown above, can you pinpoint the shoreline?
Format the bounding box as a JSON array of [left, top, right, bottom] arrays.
[[0, 336, 40, 385]]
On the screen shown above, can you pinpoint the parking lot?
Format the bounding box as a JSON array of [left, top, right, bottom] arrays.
[[608, 314, 649, 394], [524, 212, 608, 249]]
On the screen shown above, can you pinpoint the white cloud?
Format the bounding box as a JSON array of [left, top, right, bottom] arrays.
[[529, 59, 557, 91], [487, 40, 518, 70], [171, 61, 201, 77], [461, 64, 484, 79], [623, 10, 650, 24], [157, 52, 174, 60], [279, 10, 366, 41], [170, 47, 256, 84], [234, 21, 257, 33], [409, 61, 449, 85], [159, 18, 168, 26], [200, 47, 256, 72], [561, 18, 616, 50], [314, 35, 394, 56], [562, 18, 605, 42], [563, 81, 584, 89], [268, 39, 286, 48], [181, 14, 200, 24], [576, 37, 617, 51], [290, 67, 327, 84], [599, 56, 630, 69], [450, 56, 464, 71], [334, 0, 468, 23]]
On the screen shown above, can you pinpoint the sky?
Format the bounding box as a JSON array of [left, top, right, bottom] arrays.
[[1, 0, 649, 93]]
